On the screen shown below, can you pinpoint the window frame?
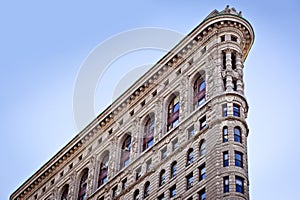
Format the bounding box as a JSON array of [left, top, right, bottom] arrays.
[[159, 169, 166, 186], [236, 176, 244, 193], [223, 126, 228, 143], [233, 104, 240, 117], [167, 95, 180, 131], [234, 127, 242, 143], [186, 172, 194, 190], [223, 151, 229, 167], [235, 151, 243, 168], [199, 164, 206, 181]]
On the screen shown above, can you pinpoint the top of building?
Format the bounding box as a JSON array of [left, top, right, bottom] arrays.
[[205, 5, 243, 20], [11, 5, 254, 200]]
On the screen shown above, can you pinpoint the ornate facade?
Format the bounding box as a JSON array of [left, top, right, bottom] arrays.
[[11, 6, 254, 200]]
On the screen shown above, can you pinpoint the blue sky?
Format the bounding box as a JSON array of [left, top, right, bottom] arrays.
[[1, 0, 300, 199]]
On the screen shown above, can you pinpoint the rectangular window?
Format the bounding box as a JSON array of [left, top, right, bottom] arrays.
[[221, 35, 225, 42], [199, 164, 206, 181], [161, 147, 168, 160], [157, 193, 165, 200], [231, 35, 238, 42], [236, 176, 244, 193], [112, 186, 118, 199], [222, 51, 226, 70], [198, 188, 206, 200], [200, 116, 206, 130], [136, 167, 142, 180], [188, 125, 195, 139], [170, 185, 176, 197], [235, 151, 243, 168], [146, 159, 152, 172], [223, 127, 228, 143], [172, 138, 179, 151], [186, 173, 194, 190], [223, 151, 229, 167], [122, 178, 127, 190], [233, 104, 240, 117], [222, 104, 227, 117], [224, 176, 229, 193]]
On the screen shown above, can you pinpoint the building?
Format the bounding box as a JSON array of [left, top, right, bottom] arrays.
[[11, 6, 254, 200]]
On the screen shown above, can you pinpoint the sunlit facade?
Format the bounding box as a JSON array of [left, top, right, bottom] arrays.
[[11, 6, 254, 200]]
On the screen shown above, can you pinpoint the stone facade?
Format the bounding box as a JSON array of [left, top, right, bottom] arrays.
[[11, 6, 254, 200]]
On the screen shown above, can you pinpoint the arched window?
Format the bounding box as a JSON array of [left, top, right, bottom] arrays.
[[170, 161, 177, 178], [159, 169, 166, 186], [144, 181, 150, 198], [61, 184, 69, 200], [234, 127, 242, 143], [143, 115, 155, 151], [199, 139, 206, 156], [77, 169, 88, 200], [167, 95, 180, 131], [194, 76, 206, 107], [187, 148, 194, 165], [133, 189, 140, 200], [98, 152, 109, 187], [223, 126, 228, 142], [120, 135, 131, 169]]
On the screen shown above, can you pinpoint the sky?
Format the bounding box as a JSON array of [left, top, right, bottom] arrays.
[[1, 0, 300, 199]]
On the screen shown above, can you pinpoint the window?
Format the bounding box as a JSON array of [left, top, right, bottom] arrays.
[[159, 169, 166, 186], [199, 139, 206, 156], [223, 151, 229, 167], [194, 76, 206, 108], [235, 151, 243, 168], [200, 116, 206, 130], [198, 188, 206, 200], [98, 152, 109, 187], [136, 167, 142, 180], [222, 104, 227, 117], [133, 189, 139, 200], [199, 164, 206, 181], [187, 148, 194, 165], [231, 52, 236, 70], [98, 196, 104, 200], [221, 35, 225, 42], [236, 176, 244, 193], [223, 77, 227, 90], [233, 104, 240, 117], [231, 35, 238, 42], [61, 185, 69, 200], [222, 51, 226, 70], [78, 169, 88, 200], [224, 176, 229, 193], [186, 172, 194, 190], [122, 178, 128, 190], [161, 147, 168, 160], [146, 159, 152, 172], [172, 138, 179, 151], [234, 127, 242, 143], [233, 79, 237, 91], [143, 115, 155, 151], [167, 95, 180, 130], [157, 193, 165, 200], [144, 181, 150, 198], [223, 126, 228, 143], [188, 125, 195, 139], [112, 185, 118, 199], [170, 161, 177, 178], [120, 135, 131, 169], [170, 185, 176, 198]]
